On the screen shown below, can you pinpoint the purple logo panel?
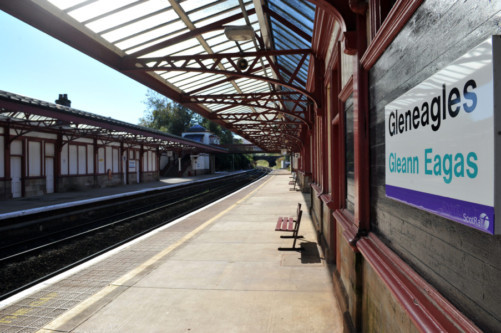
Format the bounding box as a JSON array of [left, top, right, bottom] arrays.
[[386, 185, 494, 234]]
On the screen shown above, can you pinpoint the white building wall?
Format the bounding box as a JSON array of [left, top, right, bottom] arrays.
[[28, 141, 41, 177], [61, 144, 69, 175], [98, 147, 105, 173], [87, 145, 94, 174], [78, 146, 86, 174], [69, 145, 78, 175], [105, 146, 112, 172], [112, 148, 119, 172]]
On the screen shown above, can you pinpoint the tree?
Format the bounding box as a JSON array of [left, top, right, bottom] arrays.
[[139, 90, 194, 136], [199, 118, 234, 144], [140, 90, 236, 144]]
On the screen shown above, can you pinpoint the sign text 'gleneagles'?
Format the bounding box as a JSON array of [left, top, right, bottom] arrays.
[[385, 36, 500, 234]]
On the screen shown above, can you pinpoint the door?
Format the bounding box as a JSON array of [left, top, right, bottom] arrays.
[[122, 154, 127, 184], [45, 157, 54, 193], [10, 156, 22, 198], [136, 160, 140, 183]]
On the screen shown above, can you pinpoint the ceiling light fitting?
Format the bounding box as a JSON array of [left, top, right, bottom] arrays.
[[224, 25, 255, 41]]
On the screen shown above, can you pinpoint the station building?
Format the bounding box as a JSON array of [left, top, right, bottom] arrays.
[[1, 0, 500, 331], [181, 124, 220, 175], [0, 91, 226, 200]]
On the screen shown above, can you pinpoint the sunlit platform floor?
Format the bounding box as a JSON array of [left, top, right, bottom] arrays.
[[0, 170, 343, 333]]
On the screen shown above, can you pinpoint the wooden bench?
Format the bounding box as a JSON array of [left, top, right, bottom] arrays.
[[288, 172, 298, 191], [275, 203, 304, 251]]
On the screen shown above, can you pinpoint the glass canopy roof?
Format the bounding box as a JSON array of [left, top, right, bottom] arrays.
[[6, 0, 317, 152]]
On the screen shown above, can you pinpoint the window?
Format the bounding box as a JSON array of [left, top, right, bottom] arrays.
[[344, 95, 355, 214], [28, 141, 41, 177], [370, 0, 397, 39]]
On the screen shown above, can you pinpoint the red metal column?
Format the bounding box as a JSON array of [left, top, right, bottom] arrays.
[[156, 147, 160, 177], [302, 129, 312, 176], [353, 14, 370, 231], [3, 123, 10, 181], [139, 145, 144, 183], [54, 132, 62, 193], [93, 138, 98, 186], [120, 141, 125, 184], [21, 138, 26, 197]]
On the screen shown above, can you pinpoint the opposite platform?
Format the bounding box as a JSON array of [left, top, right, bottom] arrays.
[[0, 171, 239, 215], [1, 171, 343, 333]]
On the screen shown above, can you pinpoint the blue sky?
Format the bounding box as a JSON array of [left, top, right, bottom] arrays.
[[0, 11, 151, 125]]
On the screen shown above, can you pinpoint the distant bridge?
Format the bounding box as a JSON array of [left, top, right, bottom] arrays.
[[217, 144, 269, 154], [251, 155, 283, 167], [215, 144, 284, 167]]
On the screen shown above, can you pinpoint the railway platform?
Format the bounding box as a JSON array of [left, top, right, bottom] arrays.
[[0, 170, 343, 332], [0, 171, 242, 216]]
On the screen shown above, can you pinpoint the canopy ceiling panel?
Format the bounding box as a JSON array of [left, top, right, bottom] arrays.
[[0, 0, 318, 152]]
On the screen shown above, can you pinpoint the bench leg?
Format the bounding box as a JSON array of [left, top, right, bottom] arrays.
[[280, 235, 304, 239]]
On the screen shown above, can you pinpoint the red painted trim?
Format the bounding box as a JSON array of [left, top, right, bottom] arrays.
[[361, 0, 424, 70], [308, 0, 352, 31], [325, 37, 341, 85], [320, 193, 332, 204], [21, 139, 26, 197], [311, 182, 323, 197], [333, 209, 358, 251], [3, 126, 10, 180], [352, 14, 370, 231], [338, 75, 353, 102], [332, 113, 340, 125], [343, 31, 358, 55], [357, 233, 481, 333]]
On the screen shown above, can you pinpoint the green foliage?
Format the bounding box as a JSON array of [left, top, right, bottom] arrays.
[[199, 118, 234, 144], [255, 160, 269, 168], [140, 90, 235, 144], [139, 90, 195, 136]]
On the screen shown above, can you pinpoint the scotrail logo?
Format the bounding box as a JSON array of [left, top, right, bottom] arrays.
[[463, 213, 489, 230]]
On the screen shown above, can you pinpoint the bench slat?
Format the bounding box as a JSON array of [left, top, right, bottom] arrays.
[[275, 217, 283, 231], [275, 216, 297, 231], [281, 219, 289, 230]]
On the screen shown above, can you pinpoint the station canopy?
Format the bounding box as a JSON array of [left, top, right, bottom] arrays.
[[0, 90, 227, 153], [1, 0, 317, 152]]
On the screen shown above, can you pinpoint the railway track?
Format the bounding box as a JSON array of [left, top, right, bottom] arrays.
[[0, 169, 268, 300]]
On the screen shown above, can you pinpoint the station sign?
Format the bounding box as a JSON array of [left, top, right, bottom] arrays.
[[385, 36, 501, 234]]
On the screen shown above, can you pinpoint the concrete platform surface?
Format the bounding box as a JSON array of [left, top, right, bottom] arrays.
[[2, 171, 343, 332]]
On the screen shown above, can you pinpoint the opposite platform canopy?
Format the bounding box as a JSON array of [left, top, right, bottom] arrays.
[[0, 0, 319, 152], [0, 90, 228, 153]]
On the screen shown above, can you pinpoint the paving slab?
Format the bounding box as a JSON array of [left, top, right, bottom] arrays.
[[35, 172, 343, 333]]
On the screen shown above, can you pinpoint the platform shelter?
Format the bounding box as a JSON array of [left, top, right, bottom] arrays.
[[1, 1, 500, 331]]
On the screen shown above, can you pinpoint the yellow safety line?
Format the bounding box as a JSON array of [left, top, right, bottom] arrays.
[[38, 175, 272, 332]]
